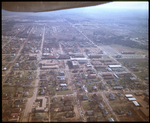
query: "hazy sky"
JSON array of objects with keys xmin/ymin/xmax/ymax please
[{"xmin": 93, "ymin": 1, "xmax": 149, "ymax": 10}]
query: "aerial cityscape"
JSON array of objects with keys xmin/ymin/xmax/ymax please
[{"xmin": 2, "ymin": 2, "xmax": 149, "ymax": 122}]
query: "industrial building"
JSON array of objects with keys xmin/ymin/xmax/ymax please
[
  {"xmin": 71, "ymin": 61, "xmax": 79, "ymax": 69},
  {"xmin": 70, "ymin": 58, "xmax": 87, "ymax": 63},
  {"xmin": 36, "ymin": 97, "xmax": 47, "ymax": 111},
  {"xmin": 88, "ymin": 54, "xmax": 102, "ymax": 58},
  {"xmin": 41, "ymin": 65, "xmax": 58, "ymax": 69},
  {"xmin": 108, "ymin": 65, "xmax": 122, "ymax": 68}
]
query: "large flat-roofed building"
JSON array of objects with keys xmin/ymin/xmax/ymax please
[
  {"xmin": 36, "ymin": 97, "xmax": 47, "ymax": 111},
  {"xmin": 70, "ymin": 58, "xmax": 87, "ymax": 63},
  {"xmin": 71, "ymin": 61, "xmax": 79, "ymax": 69},
  {"xmin": 121, "ymin": 51, "xmax": 135, "ymax": 54},
  {"xmin": 68, "ymin": 53, "xmax": 85, "ymax": 58},
  {"xmin": 108, "ymin": 65, "xmax": 122, "ymax": 68},
  {"xmin": 41, "ymin": 65, "xmax": 58, "ymax": 69},
  {"xmin": 88, "ymin": 54, "xmax": 102, "ymax": 58}
]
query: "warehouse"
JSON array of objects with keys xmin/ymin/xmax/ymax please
[
  {"xmin": 71, "ymin": 61, "xmax": 79, "ymax": 69},
  {"xmin": 132, "ymin": 101, "xmax": 140, "ymax": 106},
  {"xmin": 88, "ymin": 54, "xmax": 102, "ymax": 58},
  {"xmin": 128, "ymin": 98, "xmax": 136, "ymax": 101},
  {"xmin": 108, "ymin": 65, "xmax": 122, "ymax": 68},
  {"xmin": 70, "ymin": 58, "xmax": 87, "ymax": 62},
  {"xmin": 125, "ymin": 94, "xmax": 133, "ymax": 98},
  {"xmin": 41, "ymin": 65, "xmax": 58, "ymax": 69},
  {"xmin": 69, "ymin": 53, "xmax": 84, "ymax": 58},
  {"xmin": 104, "ymin": 62, "xmax": 118, "ymax": 65}
]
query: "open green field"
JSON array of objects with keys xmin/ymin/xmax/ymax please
[
  {"xmin": 56, "ymin": 89, "xmax": 72, "ymax": 95},
  {"xmin": 2, "ymin": 87, "xmax": 15, "ymax": 94}
]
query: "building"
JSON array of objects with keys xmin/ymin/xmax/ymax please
[
  {"xmin": 88, "ymin": 54, "xmax": 102, "ymax": 58},
  {"xmin": 125, "ymin": 94, "xmax": 133, "ymax": 98},
  {"xmin": 58, "ymin": 54, "xmax": 70, "ymax": 59},
  {"xmin": 71, "ymin": 61, "xmax": 79, "ymax": 69},
  {"xmin": 60, "ymin": 84, "xmax": 67, "ymax": 87},
  {"xmin": 28, "ymin": 56, "xmax": 37, "ymax": 60},
  {"xmin": 86, "ymin": 110, "xmax": 94, "ymax": 116},
  {"xmin": 88, "ymin": 74, "xmax": 96, "ymax": 79},
  {"xmin": 121, "ymin": 51, "xmax": 135, "ymax": 54},
  {"xmin": 132, "ymin": 101, "xmax": 140, "ymax": 106},
  {"xmin": 82, "ymin": 95, "xmax": 88, "ymax": 100},
  {"xmin": 36, "ymin": 97, "xmax": 47, "ymax": 111},
  {"xmin": 108, "ymin": 117, "xmax": 115, "ymax": 122},
  {"xmin": 108, "ymin": 65, "xmax": 122, "ymax": 68},
  {"xmin": 69, "ymin": 53, "xmax": 84, "ymax": 58},
  {"xmin": 128, "ymin": 98, "xmax": 136, "ymax": 101},
  {"xmin": 109, "ymin": 93, "xmax": 116, "ymax": 100},
  {"xmin": 70, "ymin": 58, "xmax": 87, "ymax": 63},
  {"xmin": 41, "ymin": 65, "xmax": 58, "ymax": 69},
  {"xmin": 113, "ymin": 86, "xmax": 123, "ymax": 90},
  {"xmin": 59, "ymin": 71, "xmax": 65, "ymax": 76}
]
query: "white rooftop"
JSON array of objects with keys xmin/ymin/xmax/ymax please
[
  {"xmin": 125, "ymin": 94, "xmax": 133, "ymax": 98},
  {"xmin": 128, "ymin": 98, "xmax": 136, "ymax": 101},
  {"xmin": 108, "ymin": 65, "xmax": 122, "ymax": 68},
  {"xmin": 132, "ymin": 101, "xmax": 140, "ymax": 106}
]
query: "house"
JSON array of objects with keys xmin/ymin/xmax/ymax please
[
  {"xmin": 116, "ymin": 109, "xmax": 125, "ymax": 114},
  {"xmin": 109, "ymin": 93, "xmax": 116, "ymax": 100},
  {"xmin": 86, "ymin": 110, "xmax": 94, "ymax": 116},
  {"xmin": 116, "ymin": 93, "xmax": 123, "ymax": 97},
  {"xmin": 59, "ymin": 71, "xmax": 65, "ymax": 76},
  {"xmin": 113, "ymin": 86, "xmax": 123, "ymax": 90},
  {"xmin": 23, "ymin": 91, "xmax": 29, "ymax": 97},
  {"xmin": 102, "ymin": 109, "xmax": 109, "ymax": 116},
  {"xmin": 108, "ymin": 117, "xmax": 115, "ymax": 122},
  {"xmin": 40, "ymin": 89, "xmax": 45, "ymax": 95},
  {"xmin": 88, "ymin": 116, "xmax": 97, "ymax": 122},
  {"xmin": 65, "ymin": 111, "xmax": 75, "ymax": 118},
  {"xmin": 82, "ymin": 95, "xmax": 88, "ymax": 100},
  {"xmin": 127, "ymin": 110, "xmax": 132, "ymax": 116},
  {"xmin": 14, "ymin": 99, "xmax": 23, "ymax": 105},
  {"xmin": 61, "ymin": 87, "xmax": 68, "ymax": 91},
  {"xmin": 93, "ymin": 85, "xmax": 97, "ymax": 90},
  {"xmin": 98, "ymin": 103, "xmax": 104, "ymax": 110},
  {"xmin": 92, "ymin": 93, "xmax": 98, "ymax": 99}
]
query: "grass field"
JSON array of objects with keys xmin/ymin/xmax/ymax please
[
  {"xmin": 56, "ymin": 89, "xmax": 72, "ymax": 95},
  {"xmin": 2, "ymin": 87, "xmax": 15, "ymax": 94}
]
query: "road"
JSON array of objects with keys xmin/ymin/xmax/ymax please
[
  {"xmin": 2, "ymin": 26, "xmax": 34, "ymax": 85},
  {"xmin": 22, "ymin": 26, "xmax": 45, "ymax": 122}
]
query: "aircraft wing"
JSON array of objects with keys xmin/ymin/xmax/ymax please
[{"xmin": 2, "ymin": 2, "xmax": 109, "ymax": 12}]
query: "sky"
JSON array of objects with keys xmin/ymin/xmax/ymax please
[{"xmin": 93, "ymin": 1, "xmax": 149, "ymax": 10}]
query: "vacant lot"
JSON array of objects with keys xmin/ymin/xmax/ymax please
[{"xmin": 110, "ymin": 44, "xmax": 148, "ymax": 55}]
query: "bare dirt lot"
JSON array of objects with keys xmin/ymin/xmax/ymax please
[{"xmin": 110, "ymin": 44, "xmax": 148, "ymax": 55}]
